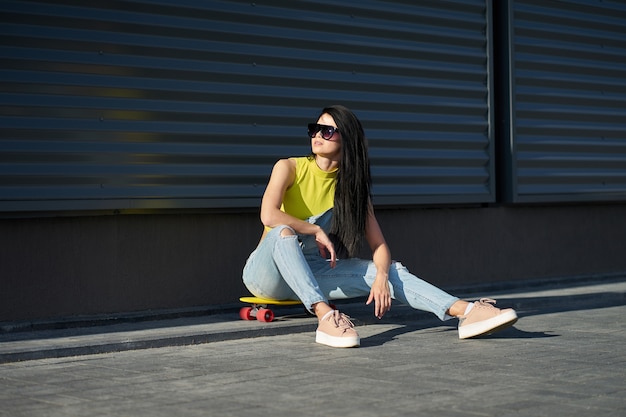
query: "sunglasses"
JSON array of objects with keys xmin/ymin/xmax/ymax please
[{"xmin": 307, "ymin": 123, "xmax": 339, "ymax": 141}]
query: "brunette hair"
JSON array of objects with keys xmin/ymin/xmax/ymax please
[{"xmin": 318, "ymin": 105, "xmax": 372, "ymax": 257}]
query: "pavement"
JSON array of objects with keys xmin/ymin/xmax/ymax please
[{"xmin": 0, "ymin": 275, "xmax": 625, "ymax": 417}]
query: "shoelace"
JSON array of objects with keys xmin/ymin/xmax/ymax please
[
  {"xmin": 459, "ymin": 298, "xmax": 499, "ymax": 324},
  {"xmin": 477, "ymin": 298, "xmax": 497, "ymax": 308},
  {"xmin": 332, "ymin": 311, "xmax": 355, "ymax": 330}
]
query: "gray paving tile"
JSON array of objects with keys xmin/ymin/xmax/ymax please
[{"xmin": 0, "ymin": 279, "xmax": 624, "ymax": 417}]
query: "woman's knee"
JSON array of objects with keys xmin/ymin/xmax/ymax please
[{"xmin": 276, "ymin": 225, "xmax": 296, "ymax": 237}]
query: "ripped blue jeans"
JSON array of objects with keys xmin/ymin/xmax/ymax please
[{"xmin": 242, "ymin": 209, "xmax": 459, "ymax": 320}]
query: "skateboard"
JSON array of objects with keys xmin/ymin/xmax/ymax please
[{"xmin": 239, "ymin": 296, "xmax": 302, "ymax": 322}]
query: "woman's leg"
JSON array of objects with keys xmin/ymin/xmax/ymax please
[
  {"xmin": 242, "ymin": 225, "xmax": 328, "ymax": 313},
  {"xmin": 385, "ymin": 261, "xmax": 460, "ymax": 320},
  {"xmin": 299, "ymin": 209, "xmax": 459, "ymax": 320},
  {"xmin": 310, "ymin": 257, "xmax": 459, "ymax": 321},
  {"xmin": 311, "ymin": 257, "xmax": 517, "ymax": 338},
  {"xmin": 242, "ymin": 225, "xmax": 359, "ymax": 347}
]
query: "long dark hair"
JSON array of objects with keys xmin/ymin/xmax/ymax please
[{"xmin": 317, "ymin": 105, "xmax": 372, "ymax": 257}]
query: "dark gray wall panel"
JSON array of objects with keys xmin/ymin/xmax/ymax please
[
  {"xmin": 0, "ymin": 0, "xmax": 494, "ymax": 213},
  {"xmin": 504, "ymin": 0, "xmax": 626, "ymax": 203},
  {"xmin": 3, "ymin": 204, "xmax": 626, "ymax": 322}
]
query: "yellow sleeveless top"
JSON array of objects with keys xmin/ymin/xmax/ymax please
[
  {"xmin": 264, "ymin": 157, "xmax": 336, "ymax": 232},
  {"xmin": 282, "ymin": 156, "xmax": 337, "ymax": 219}
]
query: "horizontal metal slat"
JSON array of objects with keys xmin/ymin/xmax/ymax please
[
  {"xmin": 508, "ymin": 0, "xmax": 626, "ymax": 203},
  {"xmin": 1, "ymin": 0, "xmax": 493, "ymax": 213}
]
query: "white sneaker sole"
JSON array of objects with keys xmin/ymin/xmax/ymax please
[
  {"xmin": 315, "ymin": 330, "xmax": 360, "ymax": 348},
  {"xmin": 458, "ymin": 310, "xmax": 518, "ymax": 339}
]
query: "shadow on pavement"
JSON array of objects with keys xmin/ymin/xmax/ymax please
[
  {"xmin": 0, "ymin": 282, "xmax": 622, "ymax": 362},
  {"xmin": 356, "ymin": 289, "xmax": 624, "ymax": 346}
]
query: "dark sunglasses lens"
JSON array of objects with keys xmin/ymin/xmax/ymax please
[
  {"xmin": 320, "ymin": 126, "xmax": 334, "ymax": 139},
  {"xmin": 307, "ymin": 123, "xmax": 319, "ymax": 138}
]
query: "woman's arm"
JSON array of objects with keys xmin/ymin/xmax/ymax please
[
  {"xmin": 365, "ymin": 205, "xmax": 393, "ymax": 318},
  {"xmin": 260, "ymin": 158, "xmax": 337, "ymax": 265}
]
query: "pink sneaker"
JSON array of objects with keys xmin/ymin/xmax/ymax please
[
  {"xmin": 458, "ymin": 298, "xmax": 518, "ymax": 339},
  {"xmin": 315, "ymin": 310, "xmax": 360, "ymax": 348}
]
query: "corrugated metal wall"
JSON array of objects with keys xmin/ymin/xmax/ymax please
[
  {"xmin": 0, "ymin": 0, "xmax": 494, "ymax": 214},
  {"xmin": 504, "ymin": 0, "xmax": 626, "ymax": 203}
]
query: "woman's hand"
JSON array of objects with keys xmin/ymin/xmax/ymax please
[
  {"xmin": 315, "ymin": 227, "xmax": 337, "ymax": 268},
  {"xmin": 366, "ymin": 273, "xmax": 392, "ymax": 319}
]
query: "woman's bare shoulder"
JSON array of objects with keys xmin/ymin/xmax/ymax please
[{"xmin": 272, "ymin": 157, "xmax": 297, "ymax": 172}]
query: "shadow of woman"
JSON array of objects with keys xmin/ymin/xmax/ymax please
[{"xmin": 359, "ymin": 322, "xmax": 558, "ymax": 347}]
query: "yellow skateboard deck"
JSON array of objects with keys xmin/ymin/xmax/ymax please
[
  {"xmin": 239, "ymin": 296, "xmax": 302, "ymax": 322},
  {"xmin": 239, "ymin": 296, "xmax": 301, "ymax": 306}
]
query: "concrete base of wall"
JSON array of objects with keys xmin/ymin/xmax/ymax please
[{"xmin": 2, "ymin": 203, "xmax": 625, "ymax": 323}]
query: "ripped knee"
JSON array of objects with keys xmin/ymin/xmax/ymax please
[{"xmin": 278, "ymin": 225, "xmax": 296, "ymax": 237}]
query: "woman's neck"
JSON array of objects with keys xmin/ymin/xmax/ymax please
[{"xmin": 314, "ymin": 155, "xmax": 340, "ymax": 172}]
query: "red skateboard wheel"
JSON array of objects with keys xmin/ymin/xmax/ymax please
[
  {"xmin": 257, "ymin": 308, "xmax": 274, "ymax": 322},
  {"xmin": 239, "ymin": 306, "xmax": 254, "ymax": 320}
]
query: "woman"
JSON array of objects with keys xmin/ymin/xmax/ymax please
[{"xmin": 242, "ymin": 105, "xmax": 517, "ymax": 348}]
